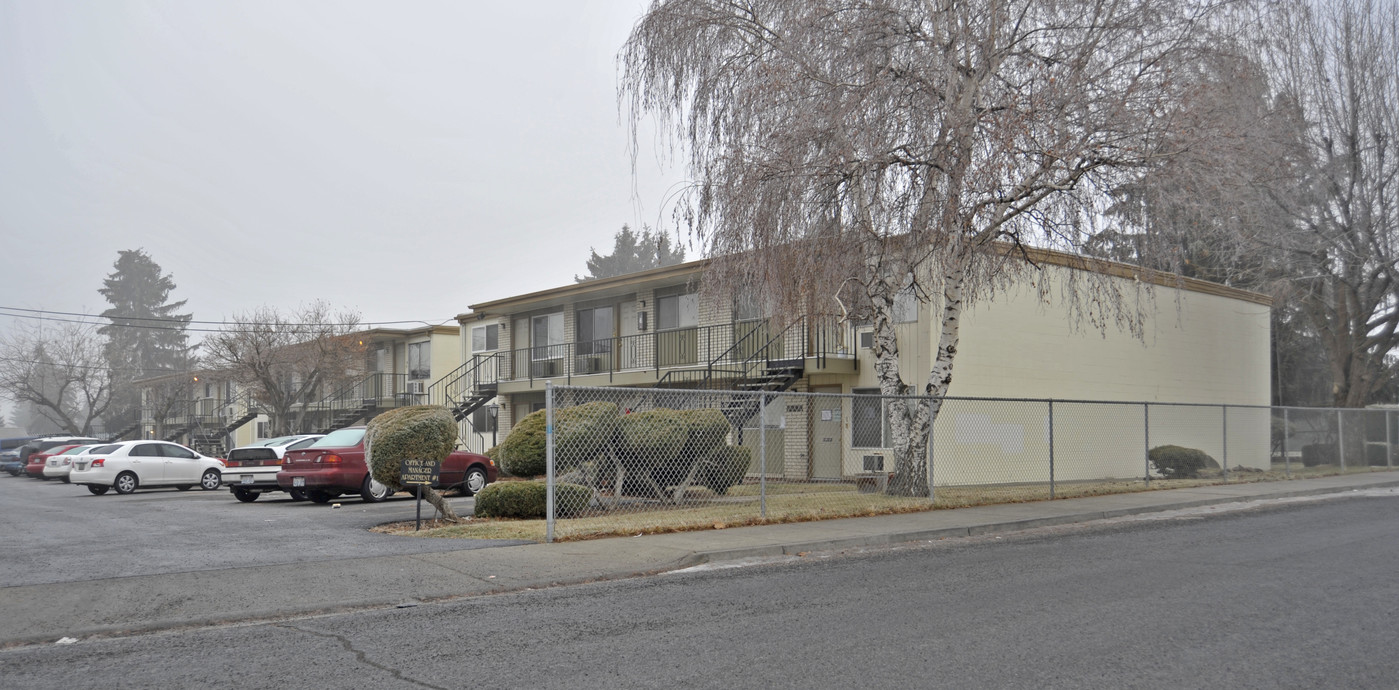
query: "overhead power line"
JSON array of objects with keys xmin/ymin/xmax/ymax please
[{"xmin": 0, "ymin": 306, "xmax": 457, "ymax": 333}]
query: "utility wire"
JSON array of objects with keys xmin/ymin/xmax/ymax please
[
  {"xmin": 0, "ymin": 308, "xmax": 456, "ymax": 334},
  {"xmin": 0, "ymin": 305, "xmax": 445, "ymax": 327}
]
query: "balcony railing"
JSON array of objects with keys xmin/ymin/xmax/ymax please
[
  {"xmin": 496, "ymin": 315, "xmax": 855, "ymax": 386},
  {"xmin": 308, "ymin": 372, "xmax": 410, "ymax": 419}
]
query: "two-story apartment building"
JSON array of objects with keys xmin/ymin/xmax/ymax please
[
  {"xmin": 138, "ymin": 326, "xmax": 462, "ymax": 454},
  {"xmin": 452, "ymin": 251, "xmax": 1271, "ymax": 481}
]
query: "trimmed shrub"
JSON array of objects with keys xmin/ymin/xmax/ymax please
[
  {"xmin": 472, "ymin": 481, "xmax": 593, "ymax": 519},
  {"xmin": 364, "ymin": 405, "xmax": 458, "ymax": 489},
  {"xmin": 616, "ymin": 407, "xmax": 730, "ymax": 489},
  {"xmin": 495, "ymin": 402, "xmax": 620, "ymax": 478},
  {"xmin": 1148, "ymin": 445, "xmax": 1218, "ymax": 479},
  {"xmin": 699, "ymin": 445, "xmax": 751, "ymax": 495},
  {"xmin": 497, "ymin": 410, "xmax": 547, "ymax": 477}
]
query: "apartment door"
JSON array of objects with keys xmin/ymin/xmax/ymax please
[
  {"xmin": 811, "ymin": 386, "xmax": 843, "ymax": 479},
  {"xmin": 619, "ymin": 300, "xmax": 639, "ymax": 369},
  {"xmin": 656, "ymin": 292, "xmax": 699, "ymax": 367}
]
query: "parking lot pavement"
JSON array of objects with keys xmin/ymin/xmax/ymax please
[{"xmin": 0, "ymin": 474, "xmax": 527, "ymax": 587}]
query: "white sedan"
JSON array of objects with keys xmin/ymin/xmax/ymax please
[
  {"xmin": 41, "ymin": 444, "xmax": 100, "ymax": 482},
  {"xmin": 222, "ymin": 434, "xmax": 323, "ymax": 502},
  {"xmin": 70, "ymin": 441, "xmax": 225, "ymax": 495}
]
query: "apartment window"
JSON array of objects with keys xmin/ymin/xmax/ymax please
[
  {"xmin": 893, "ymin": 288, "xmax": 919, "ymax": 323},
  {"xmin": 531, "ymin": 313, "xmax": 564, "ymax": 360},
  {"xmin": 472, "ymin": 406, "xmax": 498, "ymax": 433},
  {"xmin": 407, "ymin": 342, "xmax": 431, "ymax": 380},
  {"xmin": 577, "ymin": 306, "xmax": 614, "ymax": 355},
  {"xmin": 734, "ymin": 292, "xmax": 769, "ymax": 321},
  {"xmin": 472, "ymin": 324, "xmax": 499, "ymax": 352},
  {"xmin": 657, "ymin": 293, "xmax": 698, "ymax": 330},
  {"xmin": 852, "ymin": 388, "xmax": 891, "ymax": 448}
]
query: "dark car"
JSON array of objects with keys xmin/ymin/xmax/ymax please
[
  {"xmin": 1, "ymin": 436, "xmax": 40, "ymax": 474},
  {"xmin": 276, "ymin": 427, "xmax": 497, "ymax": 504},
  {"xmin": 1, "ymin": 450, "xmax": 25, "ymax": 476}
]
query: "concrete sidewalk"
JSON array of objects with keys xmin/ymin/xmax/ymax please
[{"xmin": 4, "ymin": 471, "xmax": 1397, "ymax": 647}]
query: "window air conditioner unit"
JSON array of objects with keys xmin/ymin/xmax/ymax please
[
  {"xmin": 406, "ymin": 381, "xmax": 426, "ymax": 395},
  {"xmin": 862, "ymin": 454, "xmax": 885, "ymax": 472},
  {"xmin": 577, "ymin": 356, "xmax": 606, "ymax": 374},
  {"xmin": 531, "ymin": 360, "xmax": 560, "ymax": 378}
]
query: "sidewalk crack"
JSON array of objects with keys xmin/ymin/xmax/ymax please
[{"xmin": 274, "ymin": 623, "xmax": 448, "ymax": 690}]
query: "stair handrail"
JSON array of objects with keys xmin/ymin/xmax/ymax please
[{"xmin": 429, "ymin": 354, "xmax": 500, "ymax": 409}]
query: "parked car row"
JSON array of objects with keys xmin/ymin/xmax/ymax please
[{"xmin": 4, "ymin": 428, "xmax": 500, "ymax": 504}]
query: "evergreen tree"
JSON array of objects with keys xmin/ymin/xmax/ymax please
[
  {"xmin": 99, "ymin": 250, "xmax": 193, "ymax": 432},
  {"xmin": 576, "ymin": 225, "xmax": 686, "ymax": 282}
]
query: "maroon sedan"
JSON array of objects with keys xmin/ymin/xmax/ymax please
[
  {"xmin": 26, "ymin": 444, "xmax": 81, "ymax": 479},
  {"xmin": 276, "ymin": 426, "xmax": 497, "ymax": 504}
]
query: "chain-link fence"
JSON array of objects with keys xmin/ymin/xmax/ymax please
[{"xmin": 535, "ymin": 385, "xmax": 1398, "ymax": 541}]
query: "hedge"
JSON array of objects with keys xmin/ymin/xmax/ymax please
[
  {"xmin": 699, "ymin": 445, "xmax": 751, "ymax": 495},
  {"xmin": 495, "ymin": 402, "xmax": 620, "ymax": 477},
  {"xmin": 1148, "ymin": 445, "xmax": 1218, "ymax": 479},
  {"xmin": 472, "ymin": 481, "xmax": 593, "ymax": 519}
]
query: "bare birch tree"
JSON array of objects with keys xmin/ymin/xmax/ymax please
[
  {"xmin": 201, "ymin": 301, "xmax": 364, "ymax": 435},
  {"xmin": 622, "ymin": 0, "xmax": 1239, "ymax": 495},
  {"xmin": 0, "ymin": 321, "xmax": 112, "ymax": 435},
  {"xmin": 1257, "ymin": 0, "xmax": 1399, "ymax": 407}
]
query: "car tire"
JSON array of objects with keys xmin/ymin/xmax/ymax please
[
  {"xmin": 361, "ymin": 475, "xmax": 390, "ymax": 503},
  {"xmin": 288, "ymin": 488, "xmax": 308, "ymax": 502},
  {"xmin": 307, "ymin": 490, "xmax": 335, "ymax": 503},
  {"xmin": 200, "ymin": 469, "xmax": 221, "ymax": 491},
  {"xmin": 61, "ymin": 476, "xmax": 70, "ymax": 484},
  {"xmin": 38, "ymin": 475, "xmax": 49, "ymax": 481},
  {"xmin": 114, "ymin": 472, "xmax": 139, "ymax": 495},
  {"xmin": 461, "ymin": 466, "xmax": 488, "ymax": 496},
  {"xmin": 232, "ymin": 487, "xmax": 260, "ymax": 503},
  {"xmin": 87, "ymin": 484, "xmax": 110, "ymax": 496},
  {"xmin": 6, "ymin": 469, "xmax": 18, "ymax": 476}
]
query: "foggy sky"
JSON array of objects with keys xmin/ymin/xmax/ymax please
[{"xmin": 0, "ymin": 0, "xmax": 685, "ymax": 344}]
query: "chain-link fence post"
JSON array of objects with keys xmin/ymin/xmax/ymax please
[
  {"xmin": 1222, "ymin": 405, "xmax": 1229, "ymax": 482},
  {"xmin": 1048, "ymin": 399, "xmax": 1055, "ymax": 500},
  {"xmin": 1337, "ymin": 409, "xmax": 1346, "ymax": 472},
  {"xmin": 759, "ymin": 392, "xmax": 767, "ymax": 519},
  {"xmin": 545, "ymin": 381, "xmax": 555, "ymax": 544},
  {"xmin": 1144, "ymin": 403, "xmax": 1151, "ymax": 486},
  {"xmin": 926, "ymin": 398, "xmax": 935, "ymax": 503},
  {"xmin": 1389, "ymin": 410, "xmax": 1394, "ymax": 469},
  {"xmin": 1282, "ymin": 408, "xmax": 1291, "ymax": 477}
]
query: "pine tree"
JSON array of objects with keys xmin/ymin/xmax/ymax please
[
  {"xmin": 576, "ymin": 225, "xmax": 686, "ymax": 282},
  {"xmin": 99, "ymin": 250, "xmax": 193, "ymax": 432}
]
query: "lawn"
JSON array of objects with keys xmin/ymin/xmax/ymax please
[{"xmin": 372, "ymin": 462, "xmax": 1390, "ymax": 542}]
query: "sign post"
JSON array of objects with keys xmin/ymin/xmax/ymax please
[{"xmin": 398, "ymin": 458, "xmax": 441, "ymax": 531}]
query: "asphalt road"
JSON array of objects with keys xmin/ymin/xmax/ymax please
[
  {"xmin": 0, "ymin": 473, "xmax": 527, "ymax": 586},
  {"xmin": 4, "ymin": 493, "xmax": 1397, "ymax": 688}
]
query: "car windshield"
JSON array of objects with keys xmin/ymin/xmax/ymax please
[
  {"xmin": 59, "ymin": 446, "xmax": 93, "ymax": 455},
  {"xmin": 257, "ymin": 436, "xmax": 296, "ymax": 447},
  {"xmin": 286, "ymin": 437, "xmax": 320, "ymax": 450},
  {"xmin": 309, "ymin": 428, "xmax": 365, "ymax": 448},
  {"xmin": 87, "ymin": 444, "xmax": 121, "ymax": 455}
]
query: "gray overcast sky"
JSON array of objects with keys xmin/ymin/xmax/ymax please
[{"xmin": 0, "ymin": 0, "xmax": 686, "ymax": 339}]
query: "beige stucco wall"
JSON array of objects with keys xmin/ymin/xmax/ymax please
[{"xmin": 844, "ymin": 263, "xmax": 1272, "ymax": 480}]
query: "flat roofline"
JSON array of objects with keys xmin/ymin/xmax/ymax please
[{"xmin": 457, "ymin": 246, "xmax": 1270, "ymax": 320}]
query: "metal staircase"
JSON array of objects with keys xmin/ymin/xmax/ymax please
[
  {"xmin": 656, "ymin": 319, "xmax": 805, "ymax": 427},
  {"xmin": 429, "ymin": 354, "xmax": 500, "ymax": 422}
]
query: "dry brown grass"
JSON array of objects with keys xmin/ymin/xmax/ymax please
[{"xmin": 371, "ymin": 463, "xmax": 1388, "ymax": 542}]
